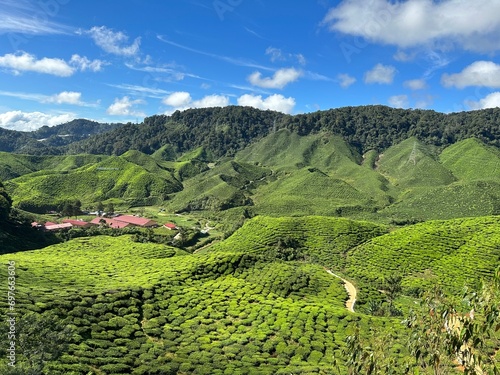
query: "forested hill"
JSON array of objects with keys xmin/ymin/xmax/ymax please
[
  {"xmin": 65, "ymin": 105, "xmax": 500, "ymax": 157},
  {"xmin": 0, "ymin": 119, "xmax": 124, "ymax": 154}
]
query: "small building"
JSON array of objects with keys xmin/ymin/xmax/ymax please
[
  {"xmin": 44, "ymin": 223, "xmax": 73, "ymax": 231},
  {"xmin": 114, "ymin": 215, "xmax": 157, "ymax": 227},
  {"xmin": 62, "ymin": 219, "xmax": 92, "ymax": 228},
  {"xmin": 90, "ymin": 217, "xmax": 131, "ymax": 229},
  {"xmin": 164, "ymin": 223, "xmax": 178, "ymax": 230}
]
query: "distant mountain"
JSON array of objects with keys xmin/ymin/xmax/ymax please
[{"xmin": 0, "ymin": 119, "xmax": 125, "ymax": 154}]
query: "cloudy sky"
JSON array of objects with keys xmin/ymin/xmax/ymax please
[{"xmin": 1, "ymin": 0, "xmax": 500, "ymax": 131}]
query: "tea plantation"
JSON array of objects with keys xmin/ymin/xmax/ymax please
[{"xmin": 1, "ymin": 216, "xmax": 499, "ymax": 374}]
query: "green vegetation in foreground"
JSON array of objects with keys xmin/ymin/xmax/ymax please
[{"xmin": 1, "ymin": 215, "xmax": 498, "ymax": 374}]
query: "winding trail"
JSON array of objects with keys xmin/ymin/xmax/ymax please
[{"xmin": 326, "ymin": 270, "xmax": 357, "ymax": 313}]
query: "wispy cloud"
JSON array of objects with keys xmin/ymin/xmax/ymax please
[
  {"xmin": 157, "ymin": 35, "xmax": 274, "ymax": 71},
  {"xmin": 364, "ymin": 64, "xmax": 397, "ymax": 85},
  {"xmin": 0, "ymin": 0, "xmax": 72, "ymax": 35},
  {"xmin": 338, "ymin": 73, "xmax": 356, "ymax": 88},
  {"xmin": 124, "ymin": 62, "xmax": 206, "ymax": 82},
  {"xmin": 108, "ymin": 84, "xmax": 171, "ymax": 98},
  {"xmin": 0, "ymin": 89, "xmax": 98, "ymax": 107},
  {"xmin": 84, "ymin": 26, "xmax": 141, "ymax": 56}
]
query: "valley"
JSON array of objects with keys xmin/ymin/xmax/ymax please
[{"xmin": 0, "ymin": 106, "xmax": 499, "ymax": 374}]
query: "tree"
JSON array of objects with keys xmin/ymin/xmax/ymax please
[
  {"xmin": 60, "ymin": 202, "xmax": 74, "ymax": 218},
  {"xmin": 106, "ymin": 202, "xmax": 115, "ymax": 215},
  {"xmin": 0, "ymin": 181, "xmax": 12, "ymax": 221},
  {"xmin": 405, "ymin": 269, "xmax": 500, "ymax": 375},
  {"xmin": 384, "ymin": 274, "xmax": 403, "ymax": 315},
  {"xmin": 97, "ymin": 201, "xmax": 104, "ymax": 215},
  {"xmin": 0, "ymin": 311, "xmax": 75, "ymax": 374}
]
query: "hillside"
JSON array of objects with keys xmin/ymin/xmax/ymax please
[
  {"xmin": 2, "ymin": 133, "xmax": 499, "ymax": 222},
  {"xmin": 1, "ymin": 216, "xmax": 499, "ymax": 374},
  {"xmin": 62, "ymin": 106, "xmax": 500, "ymax": 158},
  {"xmin": 0, "ymin": 119, "xmax": 124, "ymax": 154},
  {"xmin": 3, "ymin": 152, "xmax": 183, "ymax": 211}
]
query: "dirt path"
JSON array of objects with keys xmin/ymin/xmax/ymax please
[{"xmin": 326, "ymin": 270, "xmax": 357, "ymax": 313}]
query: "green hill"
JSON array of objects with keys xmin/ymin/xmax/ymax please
[
  {"xmin": 342, "ymin": 216, "xmax": 500, "ymax": 303},
  {"xmin": 166, "ymin": 160, "xmax": 271, "ymax": 212},
  {"xmin": 5, "ymin": 155, "xmax": 182, "ymax": 211},
  {"xmin": 439, "ymin": 138, "xmax": 500, "ymax": 181},
  {"xmin": 0, "ymin": 234, "xmax": 370, "ymax": 374},
  {"xmin": 376, "ymin": 137, "xmax": 456, "ymax": 188}
]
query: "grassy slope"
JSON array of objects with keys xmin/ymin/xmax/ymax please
[
  {"xmin": 5, "ymin": 152, "xmax": 182, "ymax": 207},
  {"xmin": 2, "ymin": 215, "xmax": 499, "ymax": 373},
  {"xmin": 343, "ymin": 216, "xmax": 500, "ymax": 299},
  {"xmin": 439, "ymin": 138, "xmax": 500, "ymax": 181},
  {"xmin": 379, "ymin": 138, "xmax": 500, "ymax": 221},
  {"xmin": 236, "ymin": 130, "xmax": 391, "ymax": 214},
  {"xmin": 0, "ymin": 234, "xmax": 374, "ymax": 375}
]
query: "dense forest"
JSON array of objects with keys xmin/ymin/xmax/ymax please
[
  {"xmin": 62, "ymin": 105, "xmax": 500, "ymax": 157},
  {"xmin": 2, "ymin": 106, "xmax": 500, "ymax": 158}
]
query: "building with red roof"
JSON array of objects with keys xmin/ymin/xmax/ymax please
[
  {"xmin": 62, "ymin": 219, "xmax": 92, "ymax": 228},
  {"xmin": 44, "ymin": 223, "xmax": 73, "ymax": 231},
  {"xmin": 114, "ymin": 215, "xmax": 157, "ymax": 227},
  {"xmin": 90, "ymin": 217, "xmax": 131, "ymax": 229},
  {"xmin": 164, "ymin": 223, "xmax": 178, "ymax": 230}
]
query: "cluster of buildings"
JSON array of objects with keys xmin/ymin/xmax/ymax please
[{"xmin": 32, "ymin": 215, "xmax": 179, "ymax": 232}]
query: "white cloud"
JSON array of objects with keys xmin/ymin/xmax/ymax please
[
  {"xmin": 466, "ymin": 92, "xmax": 500, "ymax": 110},
  {"xmin": 338, "ymin": 73, "xmax": 356, "ymax": 88},
  {"xmin": 87, "ymin": 26, "xmax": 141, "ymax": 56},
  {"xmin": 404, "ymin": 79, "xmax": 427, "ymax": 90},
  {"xmin": 0, "ymin": 110, "xmax": 75, "ymax": 131},
  {"xmin": 192, "ymin": 94, "xmax": 230, "ymax": 108},
  {"xmin": 364, "ymin": 63, "xmax": 396, "ymax": 84},
  {"xmin": 0, "ymin": 52, "xmax": 106, "ymax": 76},
  {"xmin": 0, "ymin": 52, "xmax": 74, "ymax": 76},
  {"xmin": 248, "ymin": 68, "xmax": 302, "ymax": 89},
  {"xmin": 388, "ymin": 95, "xmax": 409, "ymax": 108},
  {"xmin": 237, "ymin": 94, "xmax": 296, "ymax": 114},
  {"xmin": 107, "ymin": 97, "xmax": 145, "ymax": 117},
  {"xmin": 323, "ymin": 0, "xmax": 500, "ymax": 52},
  {"xmin": 441, "ymin": 61, "xmax": 500, "ymax": 89},
  {"xmin": 43, "ymin": 91, "xmax": 83, "ymax": 105},
  {"xmin": 163, "ymin": 92, "xmax": 230, "ymax": 113},
  {"xmin": 163, "ymin": 92, "xmax": 192, "ymax": 108},
  {"xmin": 70, "ymin": 55, "xmax": 107, "ymax": 72}
]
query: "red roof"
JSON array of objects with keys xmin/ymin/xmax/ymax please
[
  {"xmin": 90, "ymin": 217, "xmax": 130, "ymax": 229},
  {"xmin": 114, "ymin": 215, "xmax": 157, "ymax": 227},
  {"xmin": 45, "ymin": 223, "xmax": 73, "ymax": 231},
  {"xmin": 62, "ymin": 219, "xmax": 91, "ymax": 227},
  {"xmin": 164, "ymin": 223, "xmax": 178, "ymax": 230},
  {"xmin": 45, "ymin": 221, "xmax": 57, "ymax": 226}
]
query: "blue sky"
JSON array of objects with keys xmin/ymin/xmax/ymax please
[{"xmin": 1, "ymin": 0, "xmax": 500, "ymax": 131}]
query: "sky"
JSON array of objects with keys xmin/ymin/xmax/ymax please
[{"xmin": 1, "ymin": 0, "xmax": 500, "ymax": 131}]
